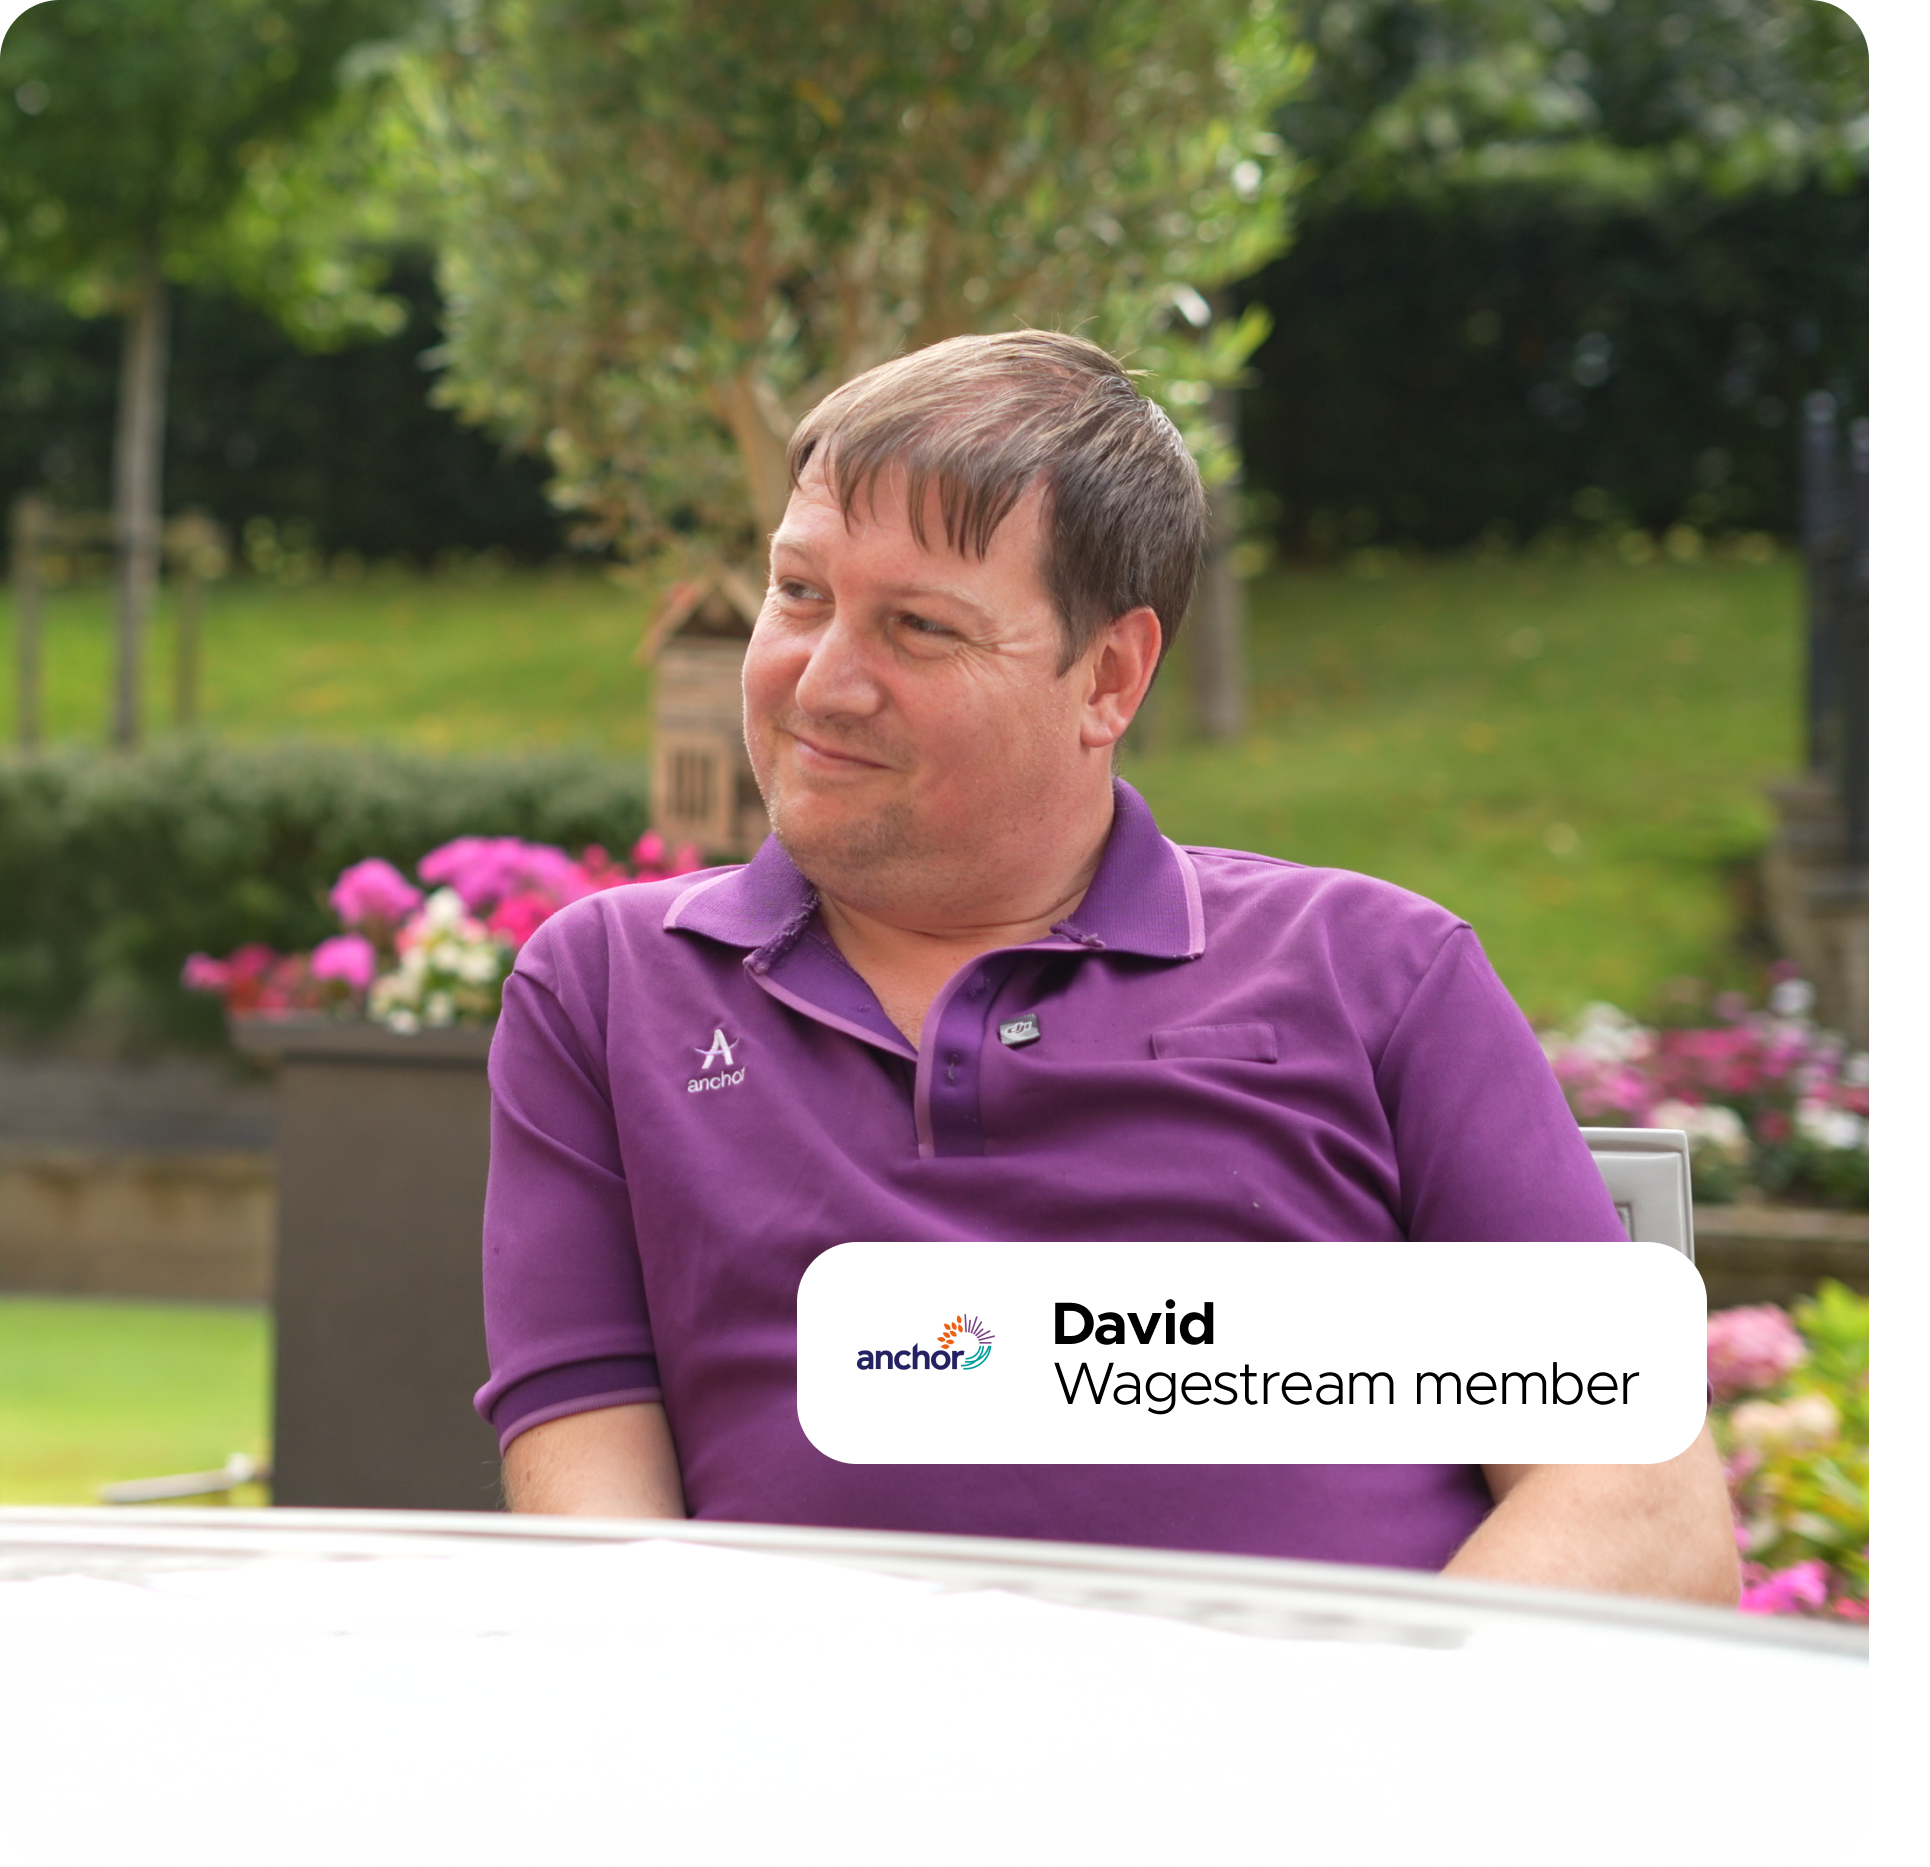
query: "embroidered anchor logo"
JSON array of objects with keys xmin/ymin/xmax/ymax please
[{"xmin": 687, "ymin": 1027, "xmax": 746, "ymax": 1095}]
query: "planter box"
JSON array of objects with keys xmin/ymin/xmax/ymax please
[
  {"xmin": 1692, "ymin": 1202, "xmax": 1868, "ymax": 1310},
  {"xmin": 232, "ymin": 1019, "xmax": 499, "ymax": 1512}
]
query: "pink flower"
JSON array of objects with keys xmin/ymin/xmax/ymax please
[
  {"xmin": 183, "ymin": 944, "xmax": 285, "ymax": 1013},
  {"xmin": 311, "ymin": 933, "xmax": 377, "ymax": 992},
  {"xmin": 630, "ymin": 832, "xmax": 706, "ymax": 881},
  {"xmin": 182, "ymin": 953, "xmax": 230, "ymax": 993},
  {"xmin": 330, "ymin": 858, "xmax": 423, "ymax": 929},
  {"xmin": 1738, "ymin": 1559, "xmax": 1830, "ymax": 1616},
  {"xmin": 419, "ymin": 836, "xmax": 585, "ymax": 913},
  {"xmin": 486, "ymin": 891, "xmax": 558, "ymax": 951},
  {"xmin": 224, "ymin": 945, "xmax": 280, "ymax": 984},
  {"xmin": 1707, "ymin": 1304, "xmax": 1805, "ymax": 1400}
]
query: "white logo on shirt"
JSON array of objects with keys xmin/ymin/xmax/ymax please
[{"xmin": 688, "ymin": 1027, "xmax": 745, "ymax": 1094}]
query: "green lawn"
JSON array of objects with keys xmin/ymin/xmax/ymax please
[
  {"xmin": 0, "ymin": 1296, "xmax": 270, "ymax": 1506},
  {"xmin": 7, "ymin": 563, "xmax": 658, "ymax": 756},
  {"xmin": 1131, "ymin": 552, "xmax": 1799, "ymax": 1023},
  {"xmin": 0, "ymin": 549, "xmax": 1800, "ymax": 1023}
]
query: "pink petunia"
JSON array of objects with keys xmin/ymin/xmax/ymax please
[
  {"xmin": 225, "ymin": 944, "xmax": 280, "ymax": 982},
  {"xmin": 330, "ymin": 858, "xmax": 424, "ymax": 930},
  {"xmin": 1737, "ymin": 1559, "xmax": 1830, "ymax": 1616},
  {"xmin": 419, "ymin": 836, "xmax": 586, "ymax": 914},
  {"xmin": 181, "ymin": 953, "xmax": 230, "ymax": 993},
  {"xmin": 1707, "ymin": 1304, "xmax": 1805, "ymax": 1400},
  {"xmin": 486, "ymin": 891, "xmax": 558, "ymax": 951},
  {"xmin": 311, "ymin": 933, "xmax": 378, "ymax": 992},
  {"xmin": 630, "ymin": 832, "xmax": 707, "ymax": 881}
]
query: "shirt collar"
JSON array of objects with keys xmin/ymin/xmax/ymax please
[{"xmin": 662, "ymin": 778, "xmax": 1204, "ymax": 964}]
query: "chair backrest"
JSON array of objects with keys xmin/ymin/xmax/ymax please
[{"xmin": 1581, "ymin": 1128, "xmax": 1695, "ymax": 1261}]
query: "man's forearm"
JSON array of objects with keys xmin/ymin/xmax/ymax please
[
  {"xmin": 502, "ymin": 1401, "xmax": 689, "ymax": 1518},
  {"xmin": 1446, "ymin": 1422, "xmax": 1740, "ymax": 1605}
]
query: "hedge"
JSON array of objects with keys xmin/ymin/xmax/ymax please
[
  {"xmin": 1240, "ymin": 179, "xmax": 1867, "ymax": 556},
  {"xmin": 0, "ymin": 742, "xmax": 652, "ymax": 1049}
]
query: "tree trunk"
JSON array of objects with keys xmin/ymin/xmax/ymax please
[
  {"xmin": 111, "ymin": 248, "xmax": 170, "ymax": 748},
  {"xmin": 1191, "ymin": 482, "xmax": 1246, "ymax": 746},
  {"xmin": 718, "ymin": 370, "xmax": 796, "ymax": 542},
  {"xmin": 10, "ymin": 494, "xmax": 47, "ymax": 751}
]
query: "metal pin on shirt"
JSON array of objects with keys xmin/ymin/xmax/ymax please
[{"xmin": 998, "ymin": 1015, "xmax": 1041, "ymax": 1048}]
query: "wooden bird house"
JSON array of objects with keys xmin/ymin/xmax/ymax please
[{"xmin": 637, "ymin": 566, "xmax": 770, "ymax": 857}]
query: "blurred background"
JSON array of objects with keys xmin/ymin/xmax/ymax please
[{"xmin": 0, "ymin": 0, "xmax": 1867, "ymax": 1580}]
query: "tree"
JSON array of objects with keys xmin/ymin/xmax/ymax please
[
  {"xmin": 404, "ymin": 1, "xmax": 1302, "ymax": 630},
  {"xmin": 1234, "ymin": 0, "xmax": 1866, "ymax": 558},
  {"xmin": 0, "ymin": 0, "xmax": 412, "ymax": 745},
  {"xmin": 1277, "ymin": 0, "xmax": 1866, "ymax": 208}
]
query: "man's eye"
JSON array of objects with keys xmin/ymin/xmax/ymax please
[
  {"xmin": 778, "ymin": 579, "xmax": 826, "ymax": 602},
  {"xmin": 899, "ymin": 613, "xmax": 950, "ymax": 637}
]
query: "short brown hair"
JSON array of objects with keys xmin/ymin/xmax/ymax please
[{"xmin": 786, "ymin": 331, "xmax": 1206, "ymax": 671}]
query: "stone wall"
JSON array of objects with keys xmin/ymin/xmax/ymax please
[{"xmin": 0, "ymin": 1055, "xmax": 274, "ymax": 1303}]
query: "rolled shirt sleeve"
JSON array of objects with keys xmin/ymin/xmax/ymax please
[{"xmin": 474, "ymin": 919, "xmax": 662, "ymax": 1451}]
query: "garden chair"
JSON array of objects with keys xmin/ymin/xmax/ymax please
[{"xmin": 1581, "ymin": 1127, "xmax": 1694, "ymax": 1260}]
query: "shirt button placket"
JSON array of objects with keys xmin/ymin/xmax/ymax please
[{"xmin": 931, "ymin": 982, "xmax": 990, "ymax": 1156}]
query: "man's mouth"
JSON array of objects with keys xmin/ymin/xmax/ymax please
[{"xmin": 787, "ymin": 729, "xmax": 891, "ymax": 774}]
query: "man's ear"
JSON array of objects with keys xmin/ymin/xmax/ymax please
[{"xmin": 1079, "ymin": 605, "xmax": 1163, "ymax": 749}]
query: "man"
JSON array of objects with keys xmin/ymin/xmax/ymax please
[{"xmin": 477, "ymin": 331, "xmax": 1738, "ymax": 1602}]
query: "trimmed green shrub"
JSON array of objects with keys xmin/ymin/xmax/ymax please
[{"xmin": 0, "ymin": 742, "xmax": 652, "ymax": 1049}]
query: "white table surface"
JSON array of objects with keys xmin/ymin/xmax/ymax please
[{"xmin": 0, "ymin": 1508, "xmax": 1866, "ymax": 1866}]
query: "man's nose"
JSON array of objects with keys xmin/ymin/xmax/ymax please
[{"xmin": 792, "ymin": 608, "xmax": 884, "ymax": 720}]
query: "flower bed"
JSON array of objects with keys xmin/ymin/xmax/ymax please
[
  {"xmin": 184, "ymin": 833, "xmax": 703, "ymax": 1032},
  {"xmin": 1709, "ymin": 1282, "xmax": 1868, "ymax": 1621},
  {"xmin": 1541, "ymin": 977, "xmax": 1867, "ymax": 1209}
]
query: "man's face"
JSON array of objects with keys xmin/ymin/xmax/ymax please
[{"xmin": 743, "ymin": 457, "xmax": 1106, "ymax": 919}]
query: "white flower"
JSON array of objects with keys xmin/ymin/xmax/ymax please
[
  {"xmin": 1730, "ymin": 1393, "xmax": 1839, "ymax": 1453},
  {"xmin": 1545, "ymin": 1002, "xmax": 1653, "ymax": 1066},
  {"xmin": 1651, "ymin": 1098, "xmax": 1749, "ymax": 1164},
  {"xmin": 424, "ymin": 990, "xmax": 457, "ymax": 1028},
  {"xmin": 384, "ymin": 1008, "xmax": 421, "ymax": 1035},
  {"xmin": 422, "ymin": 887, "xmax": 468, "ymax": 933},
  {"xmin": 1795, "ymin": 1100, "xmax": 1867, "ymax": 1151},
  {"xmin": 1769, "ymin": 977, "xmax": 1816, "ymax": 1019},
  {"xmin": 456, "ymin": 945, "xmax": 502, "ymax": 985}
]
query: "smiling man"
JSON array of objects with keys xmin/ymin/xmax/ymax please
[{"xmin": 476, "ymin": 331, "xmax": 1738, "ymax": 1603}]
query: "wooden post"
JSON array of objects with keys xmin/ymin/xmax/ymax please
[
  {"xmin": 111, "ymin": 249, "xmax": 170, "ymax": 749},
  {"xmin": 166, "ymin": 511, "xmax": 224, "ymax": 731},
  {"xmin": 1190, "ymin": 381, "xmax": 1247, "ymax": 744},
  {"xmin": 1799, "ymin": 391, "xmax": 1840, "ymax": 776},
  {"xmin": 1839, "ymin": 418, "xmax": 1868, "ymax": 865},
  {"xmin": 9, "ymin": 495, "xmax": 47, "ymax": 751}
]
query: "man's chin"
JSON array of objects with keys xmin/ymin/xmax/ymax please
[{"xmin": 766, "ymin": 791, "xmax": 925, "ymax": 895}]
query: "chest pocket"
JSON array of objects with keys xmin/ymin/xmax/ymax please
[{"xmin": 1149, "ymin": 1021, "xmax": 1278, "ymax": 1063}]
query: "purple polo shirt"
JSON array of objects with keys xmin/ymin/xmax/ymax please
[{"xmin": 476, "ymin": 780, "xmax": 1624, "ymax": 1568}]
